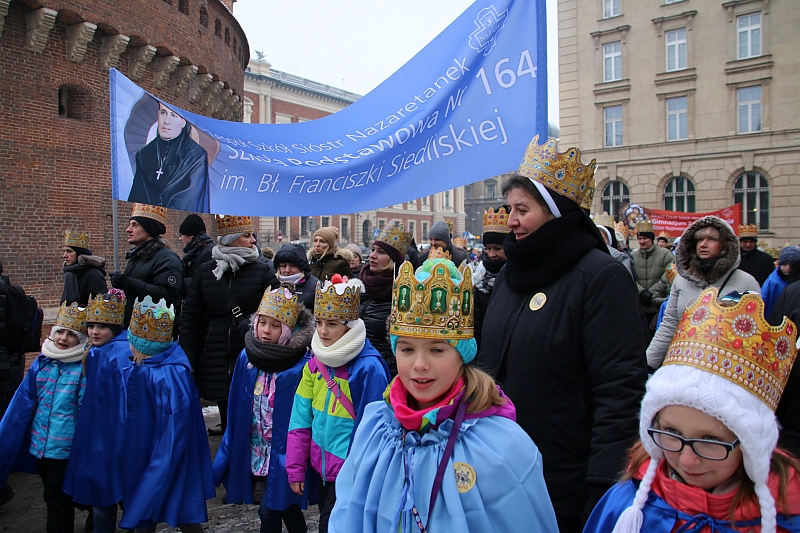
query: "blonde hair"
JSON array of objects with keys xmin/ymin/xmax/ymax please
[{"xmin": 461, "ymin": 364, "xmax": 507, "ymax": 414}]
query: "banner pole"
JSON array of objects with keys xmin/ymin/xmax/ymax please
[{"xmin": 112, "ymin": 198, "xmax": 119, "ymax": 272}]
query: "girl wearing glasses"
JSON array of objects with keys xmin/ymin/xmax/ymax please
[{"xmin": 584, "ymin": 288, "xmax": 800, "ymax": 533}]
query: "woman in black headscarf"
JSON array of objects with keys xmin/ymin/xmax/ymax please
[
  {"xmin": 128, "ymin": 103, "xmax": 209, "ymax": 212},
  {"xmin": 61, "ymin": 230, "xmax": 107, "ymax": 306}
]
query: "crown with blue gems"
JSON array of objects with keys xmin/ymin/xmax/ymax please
[
  {"xmin": 376, "ymin": 220, "xmax": 413, "ymax": 257},
  {"xmin": 55, "ymin": 302, "xmax": 87, "ymax": 334},
  {"xmin": 483, "ymin": 207, "xmax": 511, "ymax": 234},
  {"xmin": 314, "ymin": 275, "xmax": 363, "ymax": 322},
  {"xmin": 63, "ymin": 229, "xmax": 90, "ymax": 249},
  {"xmin": 215, "ymin": 214, "xmax": 253, "ymax": 236},
  {"xmin": 593, "ymin": 212, "xmax": 615, "ymax": 229},
  {"xmin": 131, "ymin": 203, "xmax": 167, "ymax": 225},
  {"xmin": 258, "ymin": 284, "xmax": 302, "ymax": 329},
  {"xmin": 129, "ymin": 296, "xmax": 174, "ymax": 344},
  {"xmin": 665, "ymin": 287, "xmax": 798, "ymax": 411},
  {"xmin": 517, "ymin": 135, "xmax": 597, "ymax": 210},
  {"xmin": 390, "ymin": 260, "xmax": 474, "ymax": 340},
  {"xmin": 86, "ymin": 291, "xmax": 126, "ymax": 326}
]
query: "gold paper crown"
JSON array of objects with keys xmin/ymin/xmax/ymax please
[
  {"xmin": 86, "ymin": 293, "xmax": 126, "ymax": 326},
  {"xmin": 483, "ymin": 207, "xmax": 511, "ymax": 234},
  {"xmin": 376, "ymin": 220, "xmax": 413, "ymax": 257},
  {"xmin": 427, "ymin": 247, "xmax": 452, "ymax": 261},
  {"xmin": 665, "ymin": 263, "xmax": 678, "ymax": 285},
  {"xmin": 55, "ymin": 302, "xmax": 87, "ymax": 334},
  {"xmin": 636, "ymin": 220, "xmax": 654, "ymax": 233},
  {"xmin": 390, "ymin": 260, "xmax": 474, "ymax": 340},
  {"xmin": 131, "ymin": 203, "xmax": 167, "ymax": 225},
  {"xmin": 314, "ymin": 279, "xmax": 363, "ymax": 321},
  {"xmin": 517, "ymin": 135, "xmax": 597, "ymax": 209},
  {"xmin": 452, "ymin": 237, "xmax": 467, "ymax": 249},
  {"xmin": 257, "ymin": 287, "xmax": 302, "ymax": 329},
  {"xmin": 615, "ymin": 220, "xmax": 629, "ymax": 240},
  {"xmin": 593, "ymin": 212, "xmax": 615, "ymax": 229},
  {"xmin": 129, "ymin": 296, "xmax": 174, "ymax": 344},
  {"xmin": 216, "ymin": 215, "xmax": 253, "ymax": 236},
  {"xmin": 739, "ymin": 224, "xmax": 759, "ymax": 239},
  {"xmin": 664, "ymin": 287, "xmax": 798, "ymax": 411},
  {"xmin": 63, "ymin": 229, "xmax": 90, "ymax": 249},
  {"xmin": 657, "ymin": 231, "xmax": 671, "ymax": 240},
  {"xmin": 446, "ymin": 220, "xmax": 453, "ymax": 233}
]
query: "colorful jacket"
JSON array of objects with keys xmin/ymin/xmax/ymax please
[
  {"xmin": 585, "ymin": 458, "xmax": 800, "ymax": 533},
  {"xmin": 0, "ymin": 358, "xmax": 43, "ymax": 486},
  {"xmin": 64, "ymin": 331, "xmax": 132, "ymax": 507},
  {"xmin": 286, "ymin": 339, "xmax": 388, "ymax": 483},
  {"xmin": 30, "ymin": 357, "xmax": 86, "ymax": 459}
]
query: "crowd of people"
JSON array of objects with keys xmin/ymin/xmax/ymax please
[{"xmin": 1, "ymin": 135, "xmax": 799, "ymax": 533}]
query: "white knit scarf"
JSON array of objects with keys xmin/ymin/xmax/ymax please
[
  {"xmin": 212, "ymin": 244, "xmax": 259, "ymax": 280},
  {"xmin": 311, "ymin": 319, "xmax": 366, "ymax": 368},
  {"xmin": 41, "ymin": 331, "xmax": 88, "ymax": 363}
]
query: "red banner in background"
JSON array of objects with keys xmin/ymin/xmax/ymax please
[{"xmin": 642, "ymin": 204, "xmax": 742, "ymax": 238}]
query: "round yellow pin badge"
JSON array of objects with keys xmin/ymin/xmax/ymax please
[
  {"xmin": 254, "ymin": 381, "xmax": 265, "ymax": 396},
  {"xmin": 453, "ymin": 462, "xmax": 477, "ymax": 493},
  {"xmin": 529, "ymin": 292, "xmax": 547, "ymax": 311}
]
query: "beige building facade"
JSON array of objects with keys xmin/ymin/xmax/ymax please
[{"xmin": 558, "ymin": 0, "xmax": 800, "ymax": 247}]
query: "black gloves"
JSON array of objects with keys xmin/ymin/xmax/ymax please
[
  {"xmin": 639, "ymin": 289, "xmax": 653, "ymax": 306},
  {"xmin": 110, "ymin": 271, "xmax": 127, "ymax": 290}
]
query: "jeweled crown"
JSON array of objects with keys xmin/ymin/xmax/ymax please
[
  {"xmin": 129, "ymin": 296, "xmax": 174, "ymax": 344},
  {"xmin": 258, "ymin": 287, "xmax": 302, "ymax": 329},
  {"xmin": 483, "ymin": 207, "xmax": 511, "ymax": 234},
  {"xmin": 131, "ymin": 203, "xmax": 167, "ymax": 225},
  {"xmin": 314, "ymin": 278, "xmax": 363, "ymax": 322},
  {"xmin": 517, "ymin": 135, "xmax": 597, "ymax": 209},
  {"xmin": 216, "ymin": 215, "xmax": 253, "ymax": 236},
  {"xmin": 593, "ymin": 212, "xmax": 615, "ymax": 230},
  {"xmin": 428, "ymin": 247, "xmax": 452, "ymax": 261},
  {"xmin": 86, "ymin": 292, "xmax": 126, "ymax": 326},
  {"xmin": 658, "ymin": 231, "xmax": 671, "ymax": 240},
  {"xmin": 636, "ymin": 220, "xmax": 654, "ymax": 233},
  {"xmin": 615, "ymin": 220, "xmax": 629, "ymax": 240},
  {"xmin": 664, "ymin": 287, "xmax": 798, "ymax": 411},
  {"xmin": 63, "ymin": 229, "xmax": 90, "ymax": 249},
  {"xmin": 390, "ymin": 260, "xmax": 474, "ymax": 340},
  {"xmin": 739, "ymin": 224, "xmax": 759, "ymax": 238},
  {"xmin": 665, "ymin": 263, "xmax": 677, "ymax": 285},
  {"xmin": 376, "ymin": 220, "xmax": 413, "ymax": 257},
  {"xmin": 55, "ymin": 302, "xmax": 87, "ymax": 334},
  {"xmin": 452, "ymin": 237, "xmax": 467, "ymax": 249}
]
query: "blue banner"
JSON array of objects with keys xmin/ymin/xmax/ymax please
[{"xmin": 110, "ymin": 0, "xmax": 547, "ymax": 216}]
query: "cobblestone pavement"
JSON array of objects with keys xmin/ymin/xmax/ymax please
[{"xmin": 0, "ymin": 407, "xmax": 320, "ymax": 532}]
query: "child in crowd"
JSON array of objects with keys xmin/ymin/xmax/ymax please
[
  {"xmin": 213, "ymin": 284, "xmax": 317, "ymax": 533},
  {"xmin": 63, "ymin": 290, "xmax": 130, "ymax": 533},
  {"xmin": 286, "ymin": 274, "xmax": 389, "ymax": 533},
  {"xmin": 0, "ymin": 302, "xmax": 89, "ymax": 533},
  {"xmin": 585, "ymin": 287, "xmax": 800, "ymax": 533},
  {"xmin": 119, "ymin": 296, "xmax": 214, "ymax": 533},
  {"xmin": 328, "ymin": 259, "xmax": 559, "ymax": 533}
]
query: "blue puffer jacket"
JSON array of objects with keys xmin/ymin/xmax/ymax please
[{"xmin": 30, "ymin": 357, "xmax": 86, "ymax": 459}]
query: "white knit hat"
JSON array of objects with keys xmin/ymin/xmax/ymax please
[{"xmin": 611, "ymin": 288, "xmax": 798, "ymax": 533}]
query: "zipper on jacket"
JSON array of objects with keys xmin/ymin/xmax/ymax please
[{"xmin": 320, "ymin": 371, "xmax": 332, "ymax": 485}]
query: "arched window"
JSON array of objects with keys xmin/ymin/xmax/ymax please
[
  {"xmin": 601, "ymin": 180, "xmax": 630, "ymax": 219},
  {"xmin": 663, "ymin": 176, "xmax": 696, "ymax": 212},
  {"xmin": 733, "ymin": 172, "xmax": 769, "ymax": 230},
  {"xmin": 58, "ymin": 85, "xmax": 93, "ymax": 120},
  {"xmin": 224, "ymin": 28, "xmax": 230, "ymax": 45},
  {"xmin": 215, "ymin": 19, "xmax": 221, "ymax": 37},
  {"xmin": 199, "ymin": 7, "xmax": 208, "ymax": 27},
  {"xmin": 178, "ymin": 0, "xmax": 189, "ymax": 14},
  {"xmin": 233, "ymin": 38, "xmax": 237, "ymax": 55}
]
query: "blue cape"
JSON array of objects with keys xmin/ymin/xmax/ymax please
[
  {"xmin": 63, "ymin": 331, "xmax": 132, "ymax": 506},
  {"xmin": 119, "ymin": 343, "xmax": 215, "ymax": 529},
  {"xmin": 762, "ymin": 268, "xmax": 788, "ymax": 319},
  {"xmin": 212, "ymin": 349, "xmax": 317, "ymax": 510},
  {"xmin": 0, "ymin": 357, "xmax": 41, "ymax": 485}
]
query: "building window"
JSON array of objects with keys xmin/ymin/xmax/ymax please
[
  {"xmin": 603, "ymin": 41, "xmax": 622, "ymax": 82},
  {"xmin": 215, "ymin": 19, "xmax": 221, "ymax": 37},
  {"xmin": 321, "ymin": 216, "xmax": 330, "ymax": 228},
  {"xmin": 409, "ymin": 221, "xmax": 416, "ymax": 241},
  {"xmin": 341, "ymin": 217, "xmax": 349, "ymax": 240},
  {"xmin": 199, "ymin": 6, "xmax": 208, "ymax": 27},
  {"xmin": 666, "ymin": 28, "xmax": 687, "ymax": 72},
  {"xmin": 604, "ymin": 105, "xmax": 623, "ymax": 147},
  {"xmin": 601, "ymin": 180, "xmax": 630, "ymax": 218},
  {"xmin": 737, "ymin": 12, "xmax": 761, "ymax": 59},
  {"xmin": 224, "ymin": 28, "xmax": 230, "ymax": 46},
  {"xmin": 738, "ymin": 86, "xmax": 762, "ymax": 134},
  {"xmin": 422, "ymin": 222, "xmax": 429, "ymax": 240},
  {"xmin": 422, "ymin": 196, "xmax": 429, "ymax": 210},
  {"xmin": 464, "ymin": 185, "xmax": 472, "ymax": 199},
  {"xmin": 734, "ymin": 172, "xmax": 769, "ymax": 230},
  {"xmin": 178, "ymin": 0, "xmax": 188, "ymax": 14},
  {"xmin": 486, "ymin": 182, "xmax": 497, "ymax": 198},
  {"xmin": 300, "ymin": 216, "xmax": 308, "ymax": 236},
  {"xmin": 664, "ymin": 176, "xmax": 696, "ymax": 212},
  {"xmin": 378, "ymin": 219, "xmax": 386, "ymax": 231},
  {"xmin": 444, "ymin": 191, "xmax": 451, "ymax": 207},
  {"xmin": 274, "ymin": 113, "xmax": 292, "ymax": 124},
  {"xmin": 667, "ymin": 96, "xmax": 688, "ymax": 141},
  {"xmin": 602, "ymin": 0, "xmax": 619, "ymax": 19},
  {"xmin": 233, "ymin": 38, "xmax": 238, "ymax": 55},
  {"xmin": 278, "ymin": 217, "xmax": 287, "ymax": 236},
  {"xmin": 58, "ymin": 85, "xmax": 91, "ymax": 120}
]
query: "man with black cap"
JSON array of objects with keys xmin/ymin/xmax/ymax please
[
  {"xmin": 273, "ymin": 243, "xmax": 320, "ymax": 310},
  {"xmin": 630, "ymin": 220, "xmax": 673, "ymax": 337},
  {"xmin": 473, "ymin": 206, "xmax": 511, "ymax": 350},
  {"xmin": 737, "ymin": 224, "xmax": 775, "ymax": 286},
  {"xmin": 177, "ymin": 214, "xmax": 214, "ymax": 298},
  {"xmin": 416, "ymin": 219, "xmax": 468, "ymax": 267},
  {"xmin": 111, "ymin": 203, "xmax": 183, "ymax": 326}
]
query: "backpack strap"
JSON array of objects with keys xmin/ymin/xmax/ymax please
[{"xmin": 314, "ymin": 356, "xmax": 357, "ymax": 420}]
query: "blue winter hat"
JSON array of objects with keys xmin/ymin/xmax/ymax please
[
  {"xmin": 778, "ymin": 245, "xmax": 800, "ymax": 265},
  {"xmin": 390, "ymin": 335, "xmax": 477, "ymax": 365}
]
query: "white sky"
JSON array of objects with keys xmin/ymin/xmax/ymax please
[{"xmin": 233, "ymin": 0, "xmax": 560, "ymax": 126}]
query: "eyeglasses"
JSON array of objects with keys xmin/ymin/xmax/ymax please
[{"xmin": 647, "ymin": 427, "xmax": 740, "ymax": 461}]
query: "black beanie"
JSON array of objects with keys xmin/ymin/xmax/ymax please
[
  {"xmin": 68, "ymin": 246, "xmax": 92, "ymax": 257},
  {"xmin": 132, "ymin": 216, "xmax": 166, "ymax": 238},
  {"xmin": 179, "ymin": 214, "xmax": 206, "ymax": 236},
  {"xmin": 482, "ymin": 231, "xmax": 507, "ymax": 246},
  {"xmin": 639, "ymin": 231, "xmax": 656, "ymax": 242}
]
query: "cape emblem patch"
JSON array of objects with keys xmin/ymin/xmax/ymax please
[
  {"xmin": 529, "ymin": 292, "xmax": 547, "ymax": 311},
  {"xmin": 453, "ymin": 462, "xmax": 477, "ymax": 493}
]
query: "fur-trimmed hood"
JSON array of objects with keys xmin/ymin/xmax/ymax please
[
  {"xmin": 675, "ymin": 216, "xmax": 741, "ymax": 288},
  {"xmin": 77, "ymin": 254, "xmax": 106, "ymax": 269},
  {"xmin": 308, "ymin": 247, "xmax": 351, "ymax": 263}
]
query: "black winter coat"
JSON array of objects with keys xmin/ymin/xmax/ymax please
[
  {"xmin": 292, "ymin": 275, "xmax": 320, "ymax": 311},
  {"xmin": 61, "ymin": 255, "xmax": 108, "ymax": 306},
  {"xmin": 359, "ymin": 296, "xmax": 393, "ymax": 372},
  {"xmin": 179, "ymin": 255, "xmax": 279, "ymax": 401},
  {"xmin": 739, "ymin": 248, "xmax": 776, "ymax": 287},
  {"xmin": 768, "ymin": 279, "xmax": 800, "ymax": 457},
  {"xmin": 478, "ymin": 249, "xmax": 647, "ymax": 517},
  {"xmin": 121, "ymin": 240, "xmax": 183, "ymax": 327}
]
